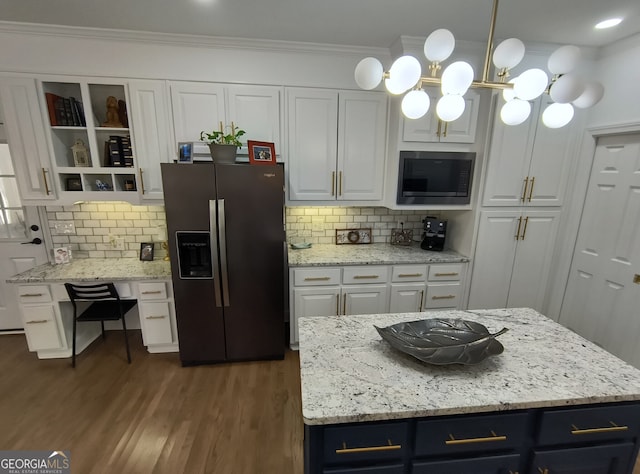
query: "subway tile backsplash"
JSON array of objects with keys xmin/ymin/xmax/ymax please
[{"xmin": 45, "ymin": 202, "xmax": 434, "ymax": 259}]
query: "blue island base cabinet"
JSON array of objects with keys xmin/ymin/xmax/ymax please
[{"xmin": 304, "ymin": 402, "xmax": 640, "ymax": 474}]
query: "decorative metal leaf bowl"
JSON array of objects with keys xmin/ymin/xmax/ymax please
[{"xmin": 374, "ymin": 319, "xmax": 508, "ymax": 365}]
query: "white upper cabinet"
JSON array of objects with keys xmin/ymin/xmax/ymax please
[
  {"xmin": 402, "ymin": 88, "xmax": 480, "ymax": 144},
  {"xmin": 482, "ymin": 96, "xmax": 577, "ymax": 207},
  {"xmin": 287, "ymin": 88, "xmax": 387, "ymax": 202},
  {"xmin": 0, "ymin": 77, "xmax": 56, "ymax": 202},
  {"xmin": 169, "ymin": 81, "xmax": 282, "ymax": 158}
]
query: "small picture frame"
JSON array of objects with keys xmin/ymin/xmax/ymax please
[
  {"xmin": 140, "ymin": 242, "xmax": 155, "ymax": 261},
  {"xmin": 71, "ymin": 139, "xmax": 89, "ymax": 167},
  {"xmin": 248, "ymin": 140, "xmax": 276, "ymax": 165},
  {"xmin": 178, "ymin": 142, "xmax": 193, "ymax": 164},
  {"xmin": 53, "ymin": 246, "xmax": 71, "ymax": 265},
  {"xmin": 66, "ymin": 177, "xmax": 82, "ymax": 191}
]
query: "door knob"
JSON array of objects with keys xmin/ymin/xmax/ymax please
[
  {"xmin": 30, "ymin": 224, "xmax": 39, "ymax": 231},
  {"xmin": 21, "ymin": 238, "xmax": 42, "ymax": 245}
]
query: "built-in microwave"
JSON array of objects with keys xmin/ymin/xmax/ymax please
[{"xmin": 396, "ymin": 150, "xmax": 475, "ymax": 205}]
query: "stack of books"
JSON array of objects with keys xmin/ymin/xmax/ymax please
[
  {"xmin": 44, "ymin": 93, "xmax": 86, "ymax": 127},
  {"xmin": 104, "ymin": 135, "xmax": 134, "ymax": 167}
]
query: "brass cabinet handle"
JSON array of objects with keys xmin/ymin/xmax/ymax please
[
  {"xmin": 538, "ymin": 469, "xmax": 549, "ymax": 474},
  {"xmin": 419, "ymin": 290, "xmax": 425, "ymax": 311},
  {"xmin": 331, "ymin": 171, "xmax": 335, "ymax": 196},
  {"xmin": 41, "ymin": 168, "xmax": 52, "ymax": 195},
  {"xmin": 515, "ymin": 216, "xmax": 523, "ymax": 240},
  {"xmin": 445, "ymin": 431, "xmax": 507, "ymax": 445},
  {"xmin": 26, "ymin": 320, "xmax": 49, "ymax": 324},
  {"xmin": 336, "ymin": 294, "xmax": 340, "ymax": 316},
  {"xmin": 21, "ymin": 293, "xmax": 45, "ymax": 298},
  {"xmin": 432, "ymin": 294, "xmax": 456, "ymax": 300},
  {"xmin": 343, "ymin": 294, "xmax": 347, "ymax": 316},
  {"xmin": 338, "ymin": 171, "xmax": 343, "ymax": 196},
  {"xmin": 139, "ymin": 168, "xmax": 146, "ymax": 194},
  {"xmin": 141, "ymin": 290, "xmax": 163, "ymax": 295},
  {"xmin": 571, "ymin": 422, "xmax": 629, "ymax": 435},
  {"xmin": 336, "ymin": 440, "xmax": 401, "ymax": 454},
  {"xmin": 434, "ymin": 272, "xmax": 458, "ymax": 277},
  {"xmin": 436, "ymin": 120, "xmax": 442, "ymax": 137},
  {"xmin": 304, "ymin": 276, "xmax": 331, "ymax": 281},
  {"xmin": 521, "ymin": 176, "xmax": 529, "ymax": 202},
  {"xmin": 353, "ymin": 275, "xmax": 379, "ymax": 279},
  {"xmin": 521, "ymin": 216, "xmax": 529, "ymax": 240},
  {"xmin": 145, "ymin": 315, "xmax": 166, "ymax": 320},
  {"xmin": 398, "ymin": 273, "xmax": 424, "ymax": 278},
  {"xmin": 527, "ymin": 176, "xmax": 536, "ymax": 202},
  {"xmin": 443, "ymin": 121, "xmax": 448, "ymax": 138}
]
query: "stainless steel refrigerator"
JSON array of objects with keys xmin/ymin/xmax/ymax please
[{"xmin": 161, "ymin": 162, "xmax": 285, "ymax": 365}]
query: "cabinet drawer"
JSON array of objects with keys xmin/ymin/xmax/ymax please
[
  {"xmin": 324, "ymin": 465, "xmax": 403, "ymax": 474},
  {"xmin": 415, "ymin": 412, "xmax": 529, "ymax": 456},
  {"xmin": 427, "ymin": 264, "xmax": 463, "ymax": 281},
  {"xmin": 18, "ymin": 285, "xmax": 52, "ymax": 304},
  {"xmin": 391, "ymin": 265, "xmax": 427, "ymax": 282},
  {"xmin": 323, "ymin": 421, "xmax": 409, "ymax": 464},
  {"xmin": 424, "ymin": 283, "xmax": 461, "ymax": 309},
  {"xmin": 294, "ymin": 268, "xmax": 341, "ymax": 286},
  {"xmin": 138, "ymin": 282, "xmax": 168, "ymax": 300},
  {"xmin": 343, "ymin": 266, "xmax": 388, "ymax": 284},
  {"xmin": 139, "ymin": 301, "xmax": 173, "ymax": 345},
  {"xmin": 412, "ymin": 453, "xmax": 520, "ymax": 474},
  {"xmin": 22, "ymin": 305, "xmax": 62, "ymax": 351},
  {"xmin": 537, "ymin": 404, "xmax": 640, "ymax": 446}
]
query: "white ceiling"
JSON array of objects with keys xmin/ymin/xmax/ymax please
[{"xmin": 2, "ymin": 0, "xmax": 640, "ymax": 49}]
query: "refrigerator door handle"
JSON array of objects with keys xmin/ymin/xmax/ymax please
[
  {"xmin": 218, "ymin": 199, "xmax": 231, "ymax": 307},
  {"xmin": 209, "ymin": 199, "xmax": 223, "ymax": 307}
]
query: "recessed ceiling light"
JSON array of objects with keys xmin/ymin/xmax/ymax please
[{"xmin": 595, "ymin": 18, "xmax": 623, "ymax": 29}]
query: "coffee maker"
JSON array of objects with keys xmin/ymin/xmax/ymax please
[{"xmin": 421, "ymin": 216, "xmax": 447, "ymax": 251}]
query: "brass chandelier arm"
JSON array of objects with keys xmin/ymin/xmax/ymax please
[
  {"xmin": 482, "ymin": 0, "xmax": 500, "ymax": 83},
  {"xmin": 417, "ymin": 76, "xmax": 513, "ymax": 91}
]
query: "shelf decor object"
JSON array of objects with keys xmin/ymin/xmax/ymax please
[
  {"xmin": 375, "ymin": 318, "xmax": 508, "ymax": 365},
  {"xmin": 354, "ymin": 0, "xmax": 604, "ymax": 129},
  {"xmin": 71, "ymin": 139, "xmax": 89, "ymax": 167},
  {"xmin": 335, "ymin": 228, "xmax": 372, "ymax": 245},
  {"xmin": 200, "ymin": 121, "xmax": 246, "ymax": 164}
]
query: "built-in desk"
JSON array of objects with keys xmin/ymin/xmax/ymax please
[{"xmin": 7, "ymin": 259, "xmax": 178, "ymax": 359}]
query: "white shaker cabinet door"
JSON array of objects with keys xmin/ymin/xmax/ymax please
[
  {"xmin": 292, "ymin": 286, "xmax": 340, "ymax": 346},
  {"xmin": 342, "ymin": 285, "xmax": 389, "ymax": 316},
  {"xmin": 170, "ymin": 82, "xmax": 225, "ymax": 144},
  {"xmin": 389, "ymin": 283, "xmax": 426, "ymax": 313}
]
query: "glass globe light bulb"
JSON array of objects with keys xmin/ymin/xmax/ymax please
[
  {"xmin": 424, "ymin": 29, "xmax": 455, "ymax": 62},
  {"xmin": 502, "ymin": 78, "xmax": 518, "ymax": 102},
  {"xmin": 500, "ymin": 99, "xmax": 532, "ymax": 126},
  {"xmin": 548, "ymin": 45, "xmax": 581, "ymax": 75},
  {"xmin": 493, "ymin": 38, "xmax": 526, "ymax": 69},
  {"xmin": 542, "ymin": 103, "xmax": 575, "ymax": 128},
  {"xmin": 514, "ymin": 68, "xmax": 548, "ymax": 101},
  {"xmin": 436, "ymin": 94, "xmax": 466, "ymax": 122},
  {"xmin": 441, "ymin": 61, "xmax": 474, "ymax": 95},
  {"xmin": 549, "ymin": 74, "xmax": 585, "ymax": 104},
  {"xmin": 401, "ymin": 90, "xmax": 431, "ymax": 119},
  {"xmin": 572, "ymin": 81, "xmax": 604, "ymax": 109},
  {"xmin": 388, "ymin": 55, "xmax": 422, "ymax": 93},
  {"xmin": 354, "ymin": 57, "xmax": 384, "ymax": 90},
  {"xmin": 384, "ymin": 77, "xmax": 408, "ymax": 95}
]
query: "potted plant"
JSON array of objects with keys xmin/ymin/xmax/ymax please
[{"xmin": 200, "ymin": 121, "xmax": 246, "ymax": 163}]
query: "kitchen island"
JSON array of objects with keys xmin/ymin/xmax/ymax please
[{"xmin": 299, "ymin": 308, "xmax": 640, "ymax": 473}]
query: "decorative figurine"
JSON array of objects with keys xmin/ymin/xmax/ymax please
[{"xmin": 102, "ymin": 95, "xmax": 123, "ymax": 128}]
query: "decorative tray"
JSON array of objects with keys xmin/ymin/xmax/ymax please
[{"xmin": 374, "ymin": 319, "xmax": 508, "ymax": 365}]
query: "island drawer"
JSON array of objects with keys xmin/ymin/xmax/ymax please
[
  {"xmin": 323, "ymin": 421, "xmax": 409, "ymax": 464},
  {"xmin": 323, "ymin": 464, "xmax": 403, "ymax": 473},
  {"xmin": 412, "ymin": 453, "xmax": 520, "ymax": 473},
  {"xmin": 391, "ymin": 265, "xmax": 428, "ymax": 282},
  {"xmin": 423, "ymin": 283, "xmax": 461, "ymax": 309},
  {"xmin": 537, "ymin": 404, "xmax": 640, "ymax": 446},
  {"xmin": 343, "ymin": 266, "xmax": 389, "ymax": 285},
  {"xmin": 18, "ymin": 285, "xmax": 52, "ymax": 304},
  {"xmin": 427, "ymin": 264, "xmax": 463, "ymax": 281},
  {"xmin": 414, "ymin": 412, "xmax": 529, "ymax": 456},
  {"xmin": 294, "ymin": 268, "xmax": 341, "ymax": 286}
]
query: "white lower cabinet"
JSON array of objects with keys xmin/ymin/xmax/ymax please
[
  {"xmin": 290, "ymin": 262, "xmax": 466, "ymax": 348},
  {"xmin": 18, "ymin": 285, "xmax": 65, "ymax": 353},
  {"xmin": 136, "ymin": 281, "xmax": 178, "ymax": 352}
]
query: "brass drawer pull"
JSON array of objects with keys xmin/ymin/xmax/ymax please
[
  {"xmin": 141, "ymin": 290, "xmax": 163, "ymax": 295},
  {"xmin": 304, "ymin": 276, "xmax": 331, "ymax": 281},
  {"xmin": 419, "ymin": 290, "xmax": 424, "ymax": 312},
  {"xmin": 26, "ymin": 320, "xmax": 49, "ymax": 324},
  {"xmin": 434, "ymin": 272, "xmax": 458, "ymax": 277},
  {"xmin": 432, "ymin": 295, "xmax": 456, "ymax": 300},
  {"xmin": 398, "ymin": 273, "xmax": 423, "ymax": 278},
  {"xmin": 353, "ymin": 275, "xmax": 379, "ymax": 279},
  {"xmin": 521, "ymin": 176, "xmax": 529, "ymax": 202},
  {"xmin": 527, "ymin": 176, "xmax": 536, "ymax": 202},
  {"xmin": 21, "ymin": 293, "xmax": 45, "ymax": 298},
  {"xmin": 145, "ymin": 315, "xmax": 166, "ymax": 320},
  {"xmin": 571, "ymin": 421, "xmax": 628, "ymax": 435},
  {"xmin": 445, "ymin": 430, "xmax": 507, "ymax": 445},
  {"xmin": 336, "ymin": 439, "xmax": 401, "ymax": 454}
]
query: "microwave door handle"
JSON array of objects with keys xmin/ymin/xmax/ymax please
[
  {"xmin": 209, "ymin": 200, "xmax": 223, "ymax": 307},
  {"xmin": 218, "ymin": 199, "xmax": 230, "ymax": 307}
]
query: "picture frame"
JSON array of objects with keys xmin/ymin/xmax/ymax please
[
  {"xmin": 139, "ymin": 242, "xmax": 155, "ymax": 261},
  {"xmin": 66, "ymin": 177, "xmax": 82, "ymax": 191},
  {"xmin": 248, "ymin": 140, "xmax": 276, "ymax": 165},
  {"xmin": 177, "ymin": 142, "xmax": 193, "ymax": 164},
  {"xmin": 71, "ymin": 139, "xmax": 89, "ymax": 167}
]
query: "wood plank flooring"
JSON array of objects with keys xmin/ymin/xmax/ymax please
[
  {"xmin": 0, "ymin": 332, "xmax": 303, "ymax": 474},
  {"xmin": 1, "ymin": 332, "xmax": 639, "ymax": 474}
]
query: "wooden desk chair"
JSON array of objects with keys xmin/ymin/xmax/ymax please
[{"xmin": 64, "ymin": 282, "xmax": 137, "ymax": 368}]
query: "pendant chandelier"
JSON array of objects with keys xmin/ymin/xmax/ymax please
[{"xmin": 354, "ymin": 0, "xmax": 604, "ymax": 128}]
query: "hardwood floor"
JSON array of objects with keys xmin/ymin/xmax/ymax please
[
  {"xmin": 2, "ymin": 332, "xmax": 640, "ymax": 474},
  {"xmin": 0, "ymin": 332, "xmax": 304, "ymax": 474}
]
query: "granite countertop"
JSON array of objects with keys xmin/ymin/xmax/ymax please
[
  {"xmin": 288, "ymin": 243, "xmax": 469, "ymax": 267},
  {"xmin": 298, "ymin": 308, "xmax": 640, "ymax": 425},
  {"xmin": 7, "ymin": 258, "xmax": 172, "ymax": 283}
]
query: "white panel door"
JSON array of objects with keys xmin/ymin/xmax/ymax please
[
  {"xmin": 560, "ymin": 134, "xmax": 640, "ymax": 367},
  {"xmin": 292, "ymin": 286, "xmax": 340, "ymax": 345},
  {"xmin": 169, "ymin": 82, "xmax": 225, "ymax": 143},
  {"xmin": 338, "ymin": 91, "xmax": 387, "ymax": 201},
  {"xmin": 342, "ymin": 285, "xmax": 389, "ymax": 316},
  {"xmin": 287, "ymin": 89, "xmax": 338, "ymax": 200},
  {"xmin": 389, "ymin": 283, "xmax": 425, "ymax": 313}
]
